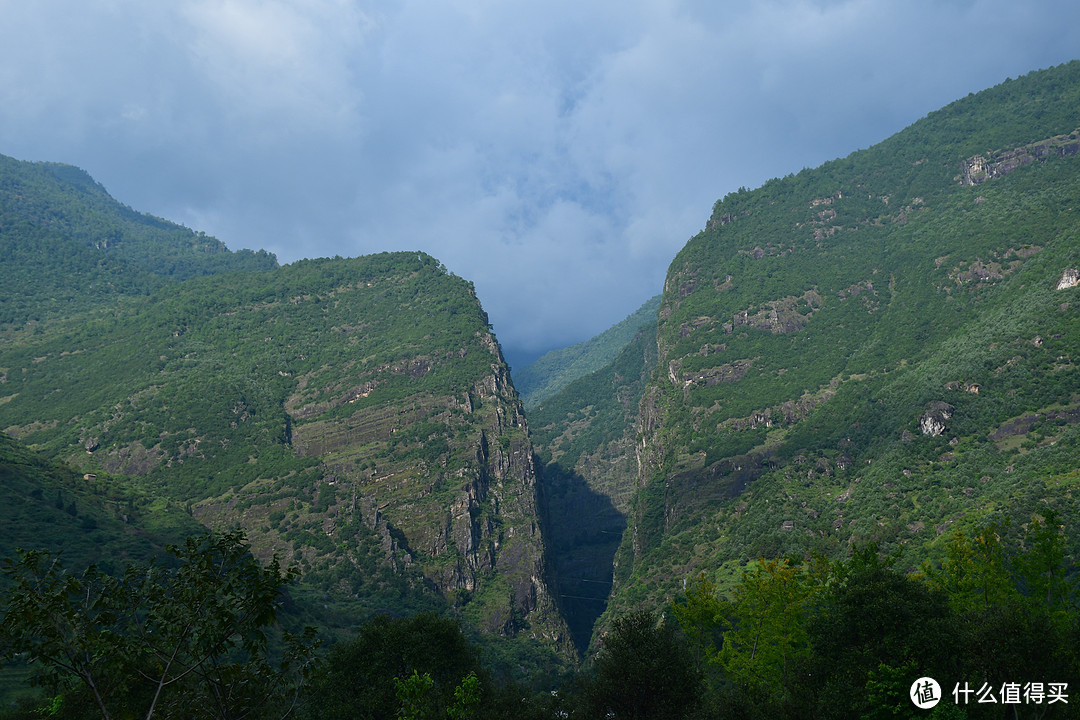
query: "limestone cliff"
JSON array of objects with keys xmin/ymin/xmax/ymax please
[
  {"xmin": 1, "ymin": 251, "xmax": 570, "ymax": 652},
  {"xmin": 589, "ymin": 61, "xmax": 1080, "ymax": 629}
]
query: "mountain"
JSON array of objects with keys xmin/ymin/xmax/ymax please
[
  {"xmin": 0, "ymin": 154, "xmax": 276, "ymax": 326},
  {"xmin": 516, "ymin": 295, "xmax": 661, "ymax": 410},
  {"xmin": 5, "ymin": 58, "xmax": 1080, "ymax": 690},
  {"xmin": 0, "ymin": 432, "xmax": 206, "ymax": 572},
  {"xmin": 533, "ymin": 61, "xmax": 1080, "ymax": 648},
  {"xmin": 0, "ymin": 158, "xmax": 570, "ymax": 660}
]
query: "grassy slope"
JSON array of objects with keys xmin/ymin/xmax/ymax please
[
  {"xmin": 549, "ymin": 61, "xmax": 1080, "ymax": 636},
  {"xmin": 516, "ymin": 295, "xmax": 660, "ymax": 409}
]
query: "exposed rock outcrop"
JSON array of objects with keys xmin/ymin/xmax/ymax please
[
  {"xmin": 960, "ymin": 131, "xmax": 1080, "ymax": 185},
  {"xmin": 722, "ymin": 289, "xmax": 822, "ymax": 335},
  {"xmin": 919, "ymin": 402, "xmax": 954, "ymax": 437}
]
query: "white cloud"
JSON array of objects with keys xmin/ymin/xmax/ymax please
[
  {"xmin": 178, "ymin": 0, "xmax": 370, "ymax": 131},
  {"xmin": 1, "ymin": 0, "xmax": 1079, "ymax": 361}
]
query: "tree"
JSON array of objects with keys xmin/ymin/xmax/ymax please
[
  {"xmin": 921, "ymin": 516, "xmax": 1080, "ymax": 705},
  {"xmin": 395, "ymin": 670, "xmax": 438, "ymax": 720},
  {"xmin": 671, "ymin": 572, "xmax": 725, "ymax": 673},
  {"xmin": 921, "ymin": 522, "xmax": 1016, "ymax": 614},
  {"xmin": 1013, "ymin": 509, "xmax": 1071, "ymax": 611},
  {"xmin": 673, "ymin": 558, "xmax": 827, "ymax": 718},
  {"xmin": 0, "ymin": 530, "xmax": 319, "ymax": 720},
  {"xmin": 807, "ymin": 547, "xmax": 960, "ymax": 720},
  {"xmin": 300, "ymin": 612, "xmax": 487, "ymax": 720},
  {"xmin": 446, "ymin": 672, "xmax": 481, "ymax": 720},
  {"xmin": 713, "ymin": 557, "xmax": 818, "ymax": 697},
  {"xmin": 576, "ymin": 610, "xmax": 701, "ymax": 720}
]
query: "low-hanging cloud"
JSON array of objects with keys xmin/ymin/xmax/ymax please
[{"xmin": 1, "ymin": 0, "xmax": 1078, "ymax": 364}]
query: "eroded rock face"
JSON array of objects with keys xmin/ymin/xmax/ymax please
[
  {"xmin": 726, "ymin": 289, "xmax": 823, "ymax": 336},
  {"xmin": 671, "ymin": 358, "xmax": 755, "ymax": 389},
  {"xmin": 100, "ymin": 441, "xmax": 163, "ymax": 475},
  {"xmin": 919, "ymin": 402, "xmax": 954, "ymax": 437},
  {"xmin": 960, "ymin": 132, "xmax": 1080, "ymax": 185},
  {"xmin": 1056, "ymin": 268, "xmax": 1079, "ymax": 290}
]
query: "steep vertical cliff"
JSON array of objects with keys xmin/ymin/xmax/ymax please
[
  {"xmin": 601, "ymin": 61, "xmax": 1080, "ymax": 619},
  {"xmin": 0, "ymin": 233, "xmax": 569, "ymax": 650},
  {"xmin": 520, "ymin": 62, "xmax": 1080, "ymax": 638}
]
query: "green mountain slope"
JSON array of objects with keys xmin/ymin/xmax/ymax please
[
  {"xmin": 0, "ymin": 432, "xmax": 220, "ymax": 704},
  {"xmin": 0, "ymin": 253, "xmax": 568, "ymax": 649},
  {"xmin": 516, "ymin": 295, "xmax": 660, "ymax": 409},
  {"xmin": 0, "ymin": 158, "xmax": 571, "ymax": 657},
  {"xmin": 534, "ymin": 61, "xmax": 1080, "ymax": 642},
  {"xmin": 0, "ymin": 432, "xmax": 205, "ymax": 573},
  {"xmin": 0, "ymin": 153, "xmax": 276, "ymax": 326}
]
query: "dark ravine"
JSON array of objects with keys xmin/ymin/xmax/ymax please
[{"xmin": 529, "ymin": 322, "xmax": 658, "ymax": 653}]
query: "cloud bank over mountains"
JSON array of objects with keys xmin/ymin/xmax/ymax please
[{"xmin": 2, "ymin": 0, "xmax": 1078, "ymax": 361}]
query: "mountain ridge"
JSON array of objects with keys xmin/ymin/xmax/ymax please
[
  {"xmin": 516, "ymin": 295, "xmax": 661, "ymax": 410},
  {"xmin": 525, "ymin": 60, "xmax": 1080, "ymax": 651},
  {"xmin": 0, "ymin": 160, "xmax": 573, "ymax": 661}
]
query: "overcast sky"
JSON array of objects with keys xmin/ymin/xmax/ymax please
[{"xmin": 2, "ymin": 1, "xmax": 1078, "ymax": 365}]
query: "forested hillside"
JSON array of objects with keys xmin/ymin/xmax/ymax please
[
  {"xmin": 600, "ymin": 61, "xmax": 1080, "ymax": 623},
  {"xmin": 526, "ymin": 62, "xmax": 1080, "ymax": 666},
  {"xmin": 0, "ymin": 153, "xmax": 570, "ymax": 666},
  {"xmin": 0, "ymin": 154, "xmax": 275, "ymax": 326},
  {"xmin": 0, "ymin": 432, "xmax": 204, "ymax": 574},
  {"xmin": 516, "ymin": 295, "xmax": 660, "ymax": 409}
]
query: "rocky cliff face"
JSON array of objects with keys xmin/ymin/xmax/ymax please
[
  {"xmin": 959, "ymin": 131, "xmax": 1080, "ymax": 185},
  {"xmin": 590, "ymin": 63, "xmax": 1080, "ymax": 626},
  {"xmin": 1, "ymin": 251, "xmax": 570, "ymax": 652},
  {"xmin": 192, "ymin": 282, "xmax": 570, "ymax": 650},
  {"xmin": 257, "ymin": 334, "xmax": 561, "ymax": 642}
]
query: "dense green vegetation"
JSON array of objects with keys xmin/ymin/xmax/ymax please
[
  {"xmin": 8, "ymin": 526, "xmax": 1077, "ymax": 718},
  {"xmin": 516, "ymin": 294, "xmax": 660, "ymax": 409},
  {"xmin": 2, "ymin": 252, "xmax": 491, "ymax": 486},
  {"xmin": 0, "ymin": 153, "xmax": 276, "ymax": 327},
  {"xmin": 0, "ymin": 531, "xmax": 318, "ymax": 720},
  {"xmin": 595, "ymin": 60, "xmax": 1080, "ymax": 625},
  {"xmin": 665, "ymin": 517, "xmax": 1080, "ymax": 719},
  {"xmin": 532, "ymin": 322, "xmax": 657, "ymax": 477},
  {"xmin": 0, "ymin": 434, "xmax": 211, "ymax": 705},
  {"xmin": 0, "ymin": 433, "xmax": 204, "ymax": 575},
  {"xmin": 0, "ymin": 147, "xmax": 568, "ymax": 673}
]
